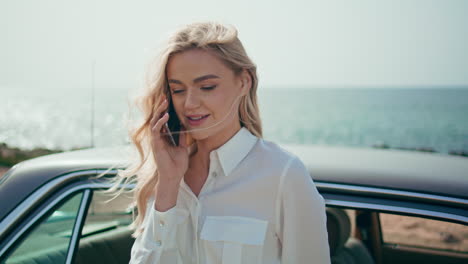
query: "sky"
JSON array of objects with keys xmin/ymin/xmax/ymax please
[{"xmin": 1, "ymin": 0, "xmax": 468, "ymax": 93}]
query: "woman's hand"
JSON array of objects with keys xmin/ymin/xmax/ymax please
[{"xmin": 150, "ymin": 95, "xmax": 189, "ymax": 211}]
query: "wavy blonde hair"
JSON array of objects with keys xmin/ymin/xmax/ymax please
[{"xmin": 105, "ymin": 22, "xmax": 262, "ymax": 238}]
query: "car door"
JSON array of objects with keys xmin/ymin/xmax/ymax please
[{"xmin": 0, "ymin": 190, "xmax": 90, "ymax": 264}]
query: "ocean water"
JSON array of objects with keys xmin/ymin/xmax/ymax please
[{"xmin": 1, "ymin": 87, "xmax": 468, "ymax": 154}]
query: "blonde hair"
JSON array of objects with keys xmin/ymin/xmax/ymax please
[{"xmin": 106, "ymin": 22, "xmax": 262, "ymax": 238}]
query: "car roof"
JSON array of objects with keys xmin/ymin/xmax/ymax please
[
  {"xmin": 1, "ymin": 144, "xmax": 467, "ymax": 221},
  {"xmin": 283, "ymin": 144, "xmax": 468, "ymax": 198},
  {"xmin": 0, "ymin": 146, "xmax": 130, "ymax": 221}
]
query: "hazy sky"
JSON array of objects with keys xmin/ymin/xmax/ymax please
[{"xmin": 1, "ymin": 0, "xmax": 468, "ymax": 92}]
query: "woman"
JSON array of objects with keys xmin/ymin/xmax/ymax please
[{"xmin": 125, "ymin": 22, "xmax": 330, "ymax": 263}]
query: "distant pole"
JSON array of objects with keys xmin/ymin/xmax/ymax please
[{"xmin": 91, "ymin": 60, "xmax": 95, "ymax": 148}]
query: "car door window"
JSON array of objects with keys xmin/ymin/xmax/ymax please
[
  {"xmin": 4, "ymin": 191, "xmax": 84, "ymax": 264},
  {"xmin": 380, "ymin": 213, "xmax": 468, "ymax": 253},
  {"xmin": 73, "ymin": 189, "xmax": 134, "ymax": 264},
  {"xmin": 81, "ymin": 189, "xmax": 134, "ymax": 232}
]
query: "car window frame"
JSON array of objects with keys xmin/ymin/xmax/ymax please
[
  {"xmin": 0, "ymin": 169, "xmax": 134, "ymax": 264},
  {"xmin": 0, "ymin": 188, "xmax": 91, "ymax": 264},
  {"xmin": 316, "ymin": 181, "xmax": 468, "ymax": 225},
  {"xmin": 68, "ymin": 179, "xmax": 135, "ymax": 263},
  {"xmin": 318, "ymin": 181, "xmax": 468, "ymax": 263}
]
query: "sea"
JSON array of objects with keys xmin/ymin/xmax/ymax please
[{"xmin": 1, "ymin": 87, "xmax": 468, "ymax": 155}]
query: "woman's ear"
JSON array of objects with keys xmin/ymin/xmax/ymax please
[{"xmin": 240, "ymin": 69, "xmax": 252, "ymax": 96}]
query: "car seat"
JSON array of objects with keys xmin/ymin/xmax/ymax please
[{"xmin": 326, "ymin": 207, "xmax": 375, "ymax": 264}]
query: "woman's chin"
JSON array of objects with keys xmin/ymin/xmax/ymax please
[{"xmin": 185, "ymin": 120, "xmax": 235, "ymax": 143}]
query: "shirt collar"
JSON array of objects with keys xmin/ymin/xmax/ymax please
[{"xmin": 210, "ymin": 127, "xmax": 258, "ymax": 177}]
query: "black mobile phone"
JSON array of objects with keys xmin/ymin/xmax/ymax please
[{"xmin": 163, "ymin": 96, "xmax": 180, "ymax": 146}]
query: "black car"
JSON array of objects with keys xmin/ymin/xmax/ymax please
[{"xmin": 0, "ymin": 145, "xmax": 467, "ymax": 264}]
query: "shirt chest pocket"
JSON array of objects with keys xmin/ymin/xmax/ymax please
[{"xmin": 200, "ymin": 216, "xmax": 269, "ymax": 264}]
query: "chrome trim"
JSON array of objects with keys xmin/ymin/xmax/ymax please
[
  {"xmin": 316, "ymin": 182, "xmax": 468, "ymax": 207},
  {"xmin": 0, "ymin": 169, "xmax": 119, "ymax": 237},
  {"xmin": 66, "ymin": 189, "xmax": 91, "ymax": 264},
  {"xmin": 324, "ymin": 199, "xmax": 468, "ymax": 224}
]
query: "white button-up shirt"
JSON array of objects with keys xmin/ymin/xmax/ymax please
[{"xmin": 129, "ymin": 127, "xmax": 330, "ymax": 264}]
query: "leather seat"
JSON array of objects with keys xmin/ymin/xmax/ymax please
[
  {"xmin": 74, "ymin": 226, "xmax": 135, "ymax": 264},
  {"xmin": 326, "ymin": 207, "xmax": 375, "ymax": 264}
]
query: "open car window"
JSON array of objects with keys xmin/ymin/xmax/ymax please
[
  {"xmin": 380, "ymin": 213, "xmax": 468, "ymax": 253},
  {"xmin": 80, "ymin": 189, "xmax": 134, "ymax": 236},
  {"xmin": 3, "ymin": 191, "xmax": 84, "ymax": 264},
  {"xmin": 72, "ymin": 188, "xmax": 135, "ymax": 264}
]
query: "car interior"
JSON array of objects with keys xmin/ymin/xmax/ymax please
[
  {"xmin": 74, "ymin": 207, "xmax": 377, "ymax": 264},
  {"xmin": 326, "ymin": 207, "xmax": 374, "ymax": 264}
]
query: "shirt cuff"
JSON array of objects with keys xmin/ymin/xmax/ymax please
[{"xmin": 142, "ymin": 201, "xmax": 189, "ymax": 250}]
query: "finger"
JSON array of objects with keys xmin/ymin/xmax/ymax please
[
  {"xmin": 151, "ymin": 112, "xmax": 169, "ymax": 141},
  {"xmin": 155, "ymin": 98, "xmax": 168, "ymax": 119},
  {"xmin": 152, "ymin": 95, "xmax": 165, "ymax": 115},
  {"xmin": 150, "ymin": 99, "xmax": 168, "ymax": 126},
  {"xmin": 152, "ymin": 112, "xmax": 168, "ymax": 131}
]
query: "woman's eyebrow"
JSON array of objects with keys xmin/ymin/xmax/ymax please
[
  {"xmin": 168, "ymin": 74, "xmax": 220, "ymax": 85},
  {"xmin": 193, "ymin": 74, "xmax": 220, "ymax": 83}
]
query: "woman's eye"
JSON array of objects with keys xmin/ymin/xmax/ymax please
[
  {"xmin": 172, "ymin": 89, "xmax": 184, "ymax": 94},
  {"xmin": 201, "ymin": 85, "xmax": 216, "ymax": 91}
]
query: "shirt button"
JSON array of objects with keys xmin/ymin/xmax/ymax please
[
  {"xmin": 212, "ymin": 172, "xmax": 217, "ymax": 177},
  {"xmin": 159, "ymin": 220, "xmax": 165, "ymax": 227},
  {"xmin": 155, "ymin": 240, "xmax": 162, "ymax": 246}
]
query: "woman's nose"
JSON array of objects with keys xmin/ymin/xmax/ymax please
[{"xmin": 184, "ymin": 90, "xmax": 201, "ymax": 110}]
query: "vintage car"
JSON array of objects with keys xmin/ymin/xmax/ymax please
[{"xmin": 0, "ymin": 144, "xmax": 467, "ymax": 264}]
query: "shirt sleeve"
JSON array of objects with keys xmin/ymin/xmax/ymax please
[
  {"xmin": 129, "ymin": 197, "xmax": 189, "ymax": 264},
  {"xmin": 277, "ymin": 156, "xmax": 331, "ymax": 264}
]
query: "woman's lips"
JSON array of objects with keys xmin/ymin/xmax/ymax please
[{"xmin": 186, "ymin": 114, "xmax": 210, "ymax": 126}]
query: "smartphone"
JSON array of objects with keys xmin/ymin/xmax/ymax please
[{"xmin": 162, "ymin": 95, "xmax": 180, "ymax": 146}]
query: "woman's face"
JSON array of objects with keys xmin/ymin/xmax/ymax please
[{"xmin": 166, "ymin": 48, "xmax": 249, "ymax": 143}]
